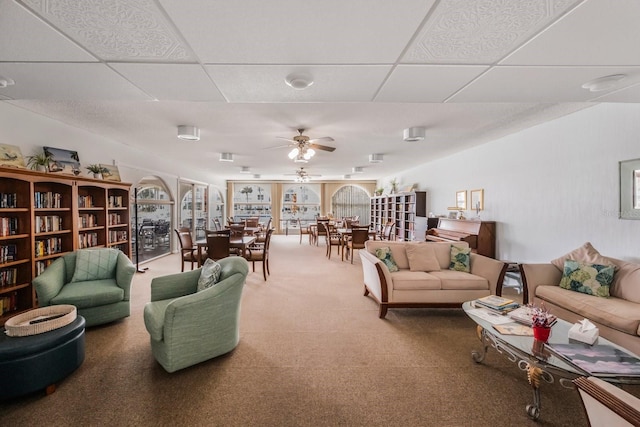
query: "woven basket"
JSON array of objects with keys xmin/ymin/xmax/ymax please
[{"xmin": 4, "ymin": 305, "xmax": 77, "ymax": 337}]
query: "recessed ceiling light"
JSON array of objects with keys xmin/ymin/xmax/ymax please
[
  {"xmin": 343, "ymin": 174, "xmax": 352, "ymax": 179},
  {"xmin": 177, "ymin": 125, "xmax": 200, "ymax": 141},
  {"xmin": 352, "ymin": 166, "xmax": 364, "ymax": 174},
  {"xmin": 219, "ymin": 153, "xmax": 234, "ymax": 162},
  {"xmin": 285, "ymin": 73, "xmax": 314, "ymax": 90},
  {"xmin": 369, "ymin": 153, "xmax": 384, "ymax": 163},
  {"xmin": 240, "ymin": 166, "xmax": 251, "ymax": 174},
  {"xmin": 252, "ymin": 174, "xmax": 261, "ymax": 179},
  {"xmin": 403, "ymin": 127, "xmax": 425, "ymax": 142},
  {"xmin": 581, "ymin": 74, "xmax": 626, "ymax": 92}
]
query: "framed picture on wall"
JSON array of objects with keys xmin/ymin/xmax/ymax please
[
  {"xmin": 0, "ymin": 144, "xmax": 26, "ymax": 168},
  {"xmin": 100, "ymin": 164, "xmax": 121, "ymax": 182},
  {"xmin": 44, "ymin": 146, "xmax": 80, "ymax": 175}
]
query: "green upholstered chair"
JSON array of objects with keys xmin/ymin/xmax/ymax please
[
  {"xmin": 33, "ymin": 248, "xmax": 135, "ymax": 327},
  {"xmin": 143, "ymin": 256, "xmax": 249, "ymax": 373}
]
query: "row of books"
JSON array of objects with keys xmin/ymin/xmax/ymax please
[
  {"xmin": 35, "ymin": 237, "xmax": 63, "ymax": 258},
  {"xmin": 79, "ymin": 213, "xmax": 98, "ymax": 228},
  {"xmin": 0, "ymin": 267, "xmax": 18, "ymax": 287},
  {"xmin": 78, "ymin": 194, "xmax": 95, "ymax": 208},
  {"xmin": 0, "ymin": 291, "xmax": 18, "ymax": 314},
  {"xmin": 35, "ymin": 259, "xmax": 54, "ymax": 276},
  {"xmin": 0, "ymin": 244, "xmax": 17, "ymax": 263},
  {"xmin": 79, "ymin": 232, "xmax": 99, "ymax": 249},
  {"xmin": 109, "ymin": 230, "xmax": 128, "ymax": 243},
  {"xmin": 0, "ymin": 216, "xmax": 18, "ymax": 236},
  {"xmin": 0, "ymin": 192, "xmax": 17, "ymax": 208},
  {"xmin": 109, "ymin": 195, "xmax": 125, "ymax": 208},
  {"xmin": 35, "ymin": 215, "xmax": 64, "ymax": 233},
  {"xmin": 34, "ymin": 191, "xmax": 63, "ymax": 209}
]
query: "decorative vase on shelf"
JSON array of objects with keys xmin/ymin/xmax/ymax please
[{"xmin": 93, "ymin": 173, "xmax": 103, "ymax": 180}]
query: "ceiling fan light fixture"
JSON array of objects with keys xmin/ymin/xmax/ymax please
[
  {"xmin": 240, "ymin": 166, "xmax": 251, "ymax": 174},
  {"xmin": 369, "ymin": 153, "xmax": 384, "ymax": 163},
  {"xmin": 285, "ymin": 73, "xmax": 314, "ymax": 90},
  {"xmin": 581, "ymin": 74, "xmax": 627, "ymax": 92},
  {"xmin": 288, "ymin": 147, "xmax": 300, "ymax": 159},
  {"xmin": 294, "ymin": 154, "xmax": 308, "ymax": 163},
  {"xmin": 219, "ymin": 153, "xmax": 234, "ymax": 162},
  {"xmin": 177, "ymin": 125, "xmax": 200, "ymax": 141},
  {"xmin": 403, "ymin": 127, "xmax": 425, "ymax": 142}
]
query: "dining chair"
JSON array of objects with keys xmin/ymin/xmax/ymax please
[
  {"xmin": 205, "ymin": 233, "xmax": 233, "ymax": 261},
  {"xmin": 344, "ymin": 228, "xmax": 370, "ymax": 263},
  {"xmin": 246, "ymin": 228, "xmax": 274, "ymax": 281},
  {"xmin": 245, "ymin": 216, "xmax": 260, "ymax": 228},
  {"xmin": 319, "ymin": 222, "xmax": 341, "ymax": 259},
  {"xmin": 379, "ymin": 221, "xmax": 395, "ymax": 241},
  {"xmin": 298, "ymin": 218, "xmax": 312, "ymax": 244},
  {"xmin": 255, "ymin": 217, "xmax": 272, "ymax": 243},
  {"xmin": 174, "ymin": 228, "xmax": 204, "ymax": 272},
  {"xmin": 229, "ymin": 223, "xmax": 246, "ymax": 238},
  {"xmin": 315, "ymin": 219, "xmax": 329, "ymax": 246}
]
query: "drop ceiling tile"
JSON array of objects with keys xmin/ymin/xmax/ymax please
[
  {"xmin": 159, "ymin": 0, "xmax": 434, "ymax": 64},
  {"xmin": 204, "ymin": 65, "xmax": 391, "ymax": 102},
  {"xmin": 17, "ymin": 0, "xmax": 196, "ymax": 62},
  {"xmin": 376, "ymin": 65, "xmax": 488, "ymax": 102},
  {"xmin": 449, "ymin": 66, "xmax": 640, "ymax": 102},
  {"xmin": 0, "ymin": 63, "xmax": 151, "ymax": 100},
  {"xmin": 403, "ymin": 0, "xmax": 581, "ymax": 64},
  {"xmin": 503, "ymin": 0, "xmax": 640, "ymax": 66},
  {"xmin": 109, "ymin": 63, "xmax": 225, "ymax": 101},
  {"xmin": 0, "ymin": 0, "xmax": 96, "ymax": 61}
]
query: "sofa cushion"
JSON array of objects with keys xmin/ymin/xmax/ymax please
[
  {"xmin": 51, "ymin": 278, "xmax": 123, "ymax": 308},
  {"xmin": 197, "ymin": 259, "xmax": 222, "ymax": 292},
  {"xmin": 550, "ymin": 242, "xmax": 615, "ymax": 272},
  {"xmin": 535, "ymin": 285, "xmax": 640, "ymax": 336},
  {"xmin": 391, "ymin": 271, "xmax": 441, "ymax": 290},
  {"xmin": 375, "ymin": 246, "xmax": 399, "ymax": 272},
  {"xmin": 450, "ymin": 245, "xmax": 471, "ymax": 272},
  {"xmin": 405, "ymin": 243, "xmax": 440, "ymax": 272},
  {"xmin": 559, "ymin": 260, "xmax": 615, "ymax": 297},
  {"xmin": 430, "ymin": 271, "xmax": 489, "ymax": 290},
  {"xmin": 609, "ymin": 259, "xmax": 640, "ymax": 304},
  {"xmin": 71, "ymin": 248, "xmax": 119, "ymax": 283},
  {"xmin": 366, "ymin": 241, "xmax": 409, "ymax": 269}
]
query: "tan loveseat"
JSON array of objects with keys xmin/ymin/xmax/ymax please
[
  {"xmin": 521, "ymin": 242, "xmax": 640, "ymax": 356},
  {"xmin": 360, "ymin": 240, "xmax": 507, "ymax": 318}
]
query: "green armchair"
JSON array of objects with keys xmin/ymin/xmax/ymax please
[
  {"xmin": 33, "ymin": 248, "xmax": 135, "ymax": 327},
  {"xmin": 143, "ymin": 256, "xmax": 249, "ymax": 373}
]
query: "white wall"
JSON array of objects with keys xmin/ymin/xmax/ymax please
[{"xmin": 383, "ymin": 103, "xmax": 640, "ymax": 263}]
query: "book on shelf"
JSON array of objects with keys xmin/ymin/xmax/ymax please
[
  {"xmin": 474, "ymin": 295, "xmax": 519, "ymax": 312},
  {"xmin": 547, "ymin": 343, "xmax": 640, "ymax": 377}
]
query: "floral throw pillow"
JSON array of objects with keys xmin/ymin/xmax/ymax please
[
  {"xmin": 449, "ymin": 245, "xmax": 471, "ymax": 272},
  {"xmin": 559, "ymin": 260, "xmax": 614, "ymax": 297},
  {"xmin": 197, "ymin": 258, "xmax": 222, "ymax": 292},
  {"xmin": 375, "ymin": 246, "xmax": 399, "ymax": 272}
]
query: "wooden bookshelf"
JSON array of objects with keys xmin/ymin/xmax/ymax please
[{"xmin": 0, "ymin": 166, "xmax": 131, "ymax": 325}]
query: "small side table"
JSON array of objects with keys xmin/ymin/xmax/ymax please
[{"xmin": 501, "ymin": 261, "xmax": 523, "ymax": 294}]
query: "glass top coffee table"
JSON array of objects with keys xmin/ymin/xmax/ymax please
[{"xmin": 462, "ymin": 301, "xmax": 640, "ymax": 421}]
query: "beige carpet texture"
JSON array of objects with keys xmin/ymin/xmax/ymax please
[{"xmin": 2, "ymin": 235, "xmax": 636, "ymax": 426}]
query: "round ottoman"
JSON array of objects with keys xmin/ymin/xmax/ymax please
[{"xmin": 0, "ymin": 315, "xmax": 85, "ymax": 399}]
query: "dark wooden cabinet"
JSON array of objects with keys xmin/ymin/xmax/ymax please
[{"xmin": 0, "ymin": 167, "xmax": 131, "ymax": 325}]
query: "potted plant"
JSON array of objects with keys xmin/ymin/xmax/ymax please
[
  {"xmin": 26, "ymin": 152, "xmax": 52, "ymax": 172},
  {"xmin": 375, "ymin": 188, "xmax": 384, "ymax": 196},
  {"xmin": 86, "ymin": 164, "xmax": 109, "ymax": 179},
  {"xmin": 390, "ymin": 178, "xmax": 399, "ymax": 194}
]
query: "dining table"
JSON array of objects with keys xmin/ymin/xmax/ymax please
[{"xmin": 196, "ymin": 235, "xmax": 257, "ymax": 266}]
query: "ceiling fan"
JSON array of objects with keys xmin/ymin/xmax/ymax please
[
  {"xmin": 284, "ymin": 167, "xmax": 321, "ymax": 183},
  {"xmin": 272, "ymin": 129, "xmax": 335, "ymax": 163}
]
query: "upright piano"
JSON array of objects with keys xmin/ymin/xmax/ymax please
[{"xmin": 425, "ymin": 218, "xmax": 496, "ymax": 258}]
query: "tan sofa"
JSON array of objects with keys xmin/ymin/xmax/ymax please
[
  {"xmin": 521, "ymin": 242, "xmax": 640, "ymax": 356},
  {"xmin": 360, "ymin": 240, "xmax": 507, "ymax": 318}
]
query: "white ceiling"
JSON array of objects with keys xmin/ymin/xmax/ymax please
[{"xmin": 1, "ymin": 0, "xmax": 639, "ymax": 181}]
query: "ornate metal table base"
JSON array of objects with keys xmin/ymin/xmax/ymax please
[{"xmin": 471, "ymin": 326, "xmax": 575, "ymax": 421}]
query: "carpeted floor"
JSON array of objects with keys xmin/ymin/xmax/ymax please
[{"xmin": 1, "ymin": 235, "xmax": 632, "ymax": 426}]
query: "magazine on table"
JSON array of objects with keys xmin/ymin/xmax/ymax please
[
  {"xmin": 508, "ymin": 306, "xmax": 557, "ymax": 327},
  {"xmin": 547, "ymin": 343, "xmax": 640, "ymax": 377}
]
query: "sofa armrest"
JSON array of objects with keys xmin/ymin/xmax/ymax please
[
  {"xmin": 115, "ymin": 251, "xmax": 136, "ymax": 301},
  {"xmin": 32, "ymin": 257, "xmax": 67, "ymax": 306},
  {"xmin": 150, "ymin": 269, "xmax": 201, "ymax": 301},
  {"xmin": 469, "ymin": 254, "xmax": 507, "ymax": 295},
  {"xmin": 360, "ymin": 250, "xmax": 391, "ymax": 304},
  {"xmin": 520, "ymin": 263, "xmax": 562, "ymax": 305}
]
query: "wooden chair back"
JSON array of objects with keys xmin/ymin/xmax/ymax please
[{"xmin": 206, "ymin": 234, "xmax": 231, "ymax": 261}]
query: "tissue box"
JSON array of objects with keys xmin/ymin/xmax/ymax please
[{"xmin": 568, "ymin": 322, "xmax": 599, "ymax": 345}]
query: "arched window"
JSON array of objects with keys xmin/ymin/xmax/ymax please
[
  {"xmin": 332, "ymin": 185, "xmax": 370, "ymax": 225},
  {"xmin": 131, "ymin": 176, "xmax": 174, "ymax": 264}
]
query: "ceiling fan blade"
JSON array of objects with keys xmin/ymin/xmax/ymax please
[
  {"xmin": 276, "ymin": 137, "xmax": 297, "ymax": 143},
  {"xmin": 310, "ymin": 143, "xmax": 336, "ymax": 152},
  {"xmin": 308, "ymin": 137, "xmax": 334, "ymax": 143},
  {"xmin": 264, "ymin": 144, "xmax": 294, "ymax": 150}
]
